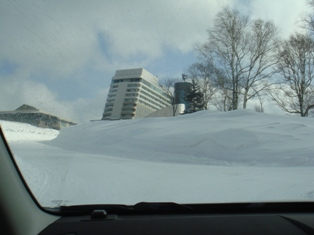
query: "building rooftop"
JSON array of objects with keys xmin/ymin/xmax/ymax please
[
  {"xmin": 113, "ymin": 68, "xmax": 159, "ymax": 87},
  {"xmin": 15, "ymin": 104, "xmax": 39, "ymax": 111},
  {"xmin": 0, "ymin": 104, "xmax": 76, "ymax": 124}
]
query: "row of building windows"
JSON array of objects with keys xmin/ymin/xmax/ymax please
[
  {"xmin": 141, "ymin": 80, "xmax": 169, "ymax": 98},
  {"xmin": 112, "ymin": 78, "xmax": 141, "ymax": 84},
  {"xmin": 127, "ymin": 84, "xmax": 140, "ymax": 88},
  {"xmin": 105, "ymin": 104, "xmax": 114, "ymax": 109},
  {"xmin": 139, "ymin": 95, "xmax": 163, "ymax": 110},
  {"xmin": 125, "ymin": 93, "xmax": 138, "ymax": 97},
  {"xmin": 124, "ymin": 98, "xmax": 137, "ymax": 102},
  {"xmin": 140, "ymin": 92, "xmax": 163, "ymax": 109},
  {"xmin": 141, "ymin": 84, "xmax": 169, "ymax": 105},
  {"xmin": 126, "ymin": 88, "xmax": 139, "ymax": 92},
  {"xmin": 121, "ymin": 113, "xmax": 134, "ymax": 118},
  {"xmin": 104, "ymin": 106, "xmax": 113, "ymax": 111},
  {"xmin": 138, "ymin": 99, "xmax": 156, "ymax": 110},
  {"xmin": 122, "ymin": 103, "xmax": 136, "ymax": 107},
  {"xmin": 109, "ymin": 88, "xmax": 117, "ymax": 93},
  {"xmin": 141, "ymin": 87, "xmax": 169, "ymax": 107},
  {"xmin": 121, "ymin": 108, "xmax": 135, "ymax": 113}
]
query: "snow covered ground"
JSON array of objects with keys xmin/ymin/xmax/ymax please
[
  {"xmin": 1, "ymin": 110, "xmax": 314, "ymax": 207},
  {"xmin": 0, "ymin": 120, "xmax": 59, "ymax": 142}
]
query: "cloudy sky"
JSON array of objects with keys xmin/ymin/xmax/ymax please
[{"xmin": 0, "ymin": 0, "xmax": 309, "ymax": 123}]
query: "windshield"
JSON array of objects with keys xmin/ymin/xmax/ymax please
[{"xmin": 1, "ymin": 0, "xmax": 314, "ymax": 209}]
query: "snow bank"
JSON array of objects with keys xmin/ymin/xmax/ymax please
[
  {"xmin": 48, "ymin": 110, "xmax": 314, "ymax": 166},
  {"xmin": 4, "ymin": 110, "xmax": 314, "ymax": 206},
  {"xmin": 0, "ymin": 120, "xmax": 59, "ymax": 142}
]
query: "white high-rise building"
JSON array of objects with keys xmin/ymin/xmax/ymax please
[{"xmin": 102, "ymin": 68, "xmax": 171, "ymax": 120}]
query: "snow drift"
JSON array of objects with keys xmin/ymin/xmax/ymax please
[
  {"xmin": 2, "ymin": 110, "xmax": 314, "ymax": 206},
  {"xmin": 49, "ymin": 109, "xmax": 314, "ymax": 166}
]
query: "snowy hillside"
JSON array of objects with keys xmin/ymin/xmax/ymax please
[
  {"xmin": 2, "ymin": 110, "xmax": 314, "ymax": 207},
  {"xmin": 49, "ymin": 109, "xmax": 314, "ymax": 166},
  {"xmin": 0, "ymin": 120, "xmax": 59, "ymax": 142}
]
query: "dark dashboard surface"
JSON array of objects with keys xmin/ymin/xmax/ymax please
[{"xmin": 40, "ymin": 212, "xmax": 314, "ymax": 235}]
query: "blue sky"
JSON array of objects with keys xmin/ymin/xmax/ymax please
[{"xmin": 0, "ymin": 0, "xmax": 309, "ymax": 123}]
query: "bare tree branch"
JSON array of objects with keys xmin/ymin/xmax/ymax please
[
  {"xmin": 194, "ymin": 7, "xmax": 280, "ymax": 110},
  {"xmin": 159, "ymin": 77, "xmax": 179, "ymax": 116},
  {"xmin": 270, "ymin": 33, "xmax": 314, "ymax": 117}
]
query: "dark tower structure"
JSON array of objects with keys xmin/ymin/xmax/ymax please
[{"xmin": 174, "ymin": 74, "xmax": 192, "ymax": 112}]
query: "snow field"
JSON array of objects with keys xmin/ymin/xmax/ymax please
[{"xmin": 2, "ymin": 110, "xmax": 314, "ymax": 207}]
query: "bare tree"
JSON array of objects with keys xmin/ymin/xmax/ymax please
[
  {"xmin": 253, "ymin": 91, "xmax": 265, "ymax": 113},
  {"xmin": 196, "ymin": 7, "xmax": 280, "ymax": 110},
  {"xmin": 241, "ymin": 19, "xmax": 280, "ymax": 109},
  {"xmin": 196, "ymin": 7, "xmax": 249, "ymax": 110},
  {"xmin": 270, "ymin": 33, "xmax": 314, "ymax": 117},
  {"xmin": 159, "ymin": 77, "xmax": 179, "ymax": 116},
  {"xmin": 302, "ymin": 0, "xmax": 314, "ymax": 33},
  {"xmin": 189, "ymin": 61, "xmax": 233, "ymax": 111},
  {"xmin": 211, "ymin": 69, "xmax": 234, "ymax": 111},
  {"xmin": 212, "ymin": 89, "xmax": 233, "ymax": 111}
]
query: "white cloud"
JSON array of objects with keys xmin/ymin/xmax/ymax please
[
  {"xmin": 0, "ymin": 0, "xmax": 231, "ymax": 79},
  {"xmin": 0, "ymin": 75, "xmax": 107, "ymax": 124},
  {"xmin": 249, "ymin": 0, "xmax": 308, "ymax": 37},
  {"xmin": 1, "ymin": 0, "xmax": 307, "ymax": 80}
]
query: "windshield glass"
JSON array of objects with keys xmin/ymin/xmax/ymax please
[{"xmin": 1, "ymin": 0, "xmax": 314, "ymax": 208}]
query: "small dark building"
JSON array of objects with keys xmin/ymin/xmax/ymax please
[
  {"xmin": 174, "ymin": 82, "xmax": 192, "ymax": 111},
  {"xmin": 0, "ymin": 104, "xmax": 76, "ymax": 130}
]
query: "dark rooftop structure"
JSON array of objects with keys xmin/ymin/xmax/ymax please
[{"xmin": 0, "ymin": 104, "xmax": 76, "ymax": 130}]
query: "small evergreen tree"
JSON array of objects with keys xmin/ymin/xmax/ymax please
[{"xmin": 184, "ymin": 79, "xmax": 205, "ymax": 113}]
